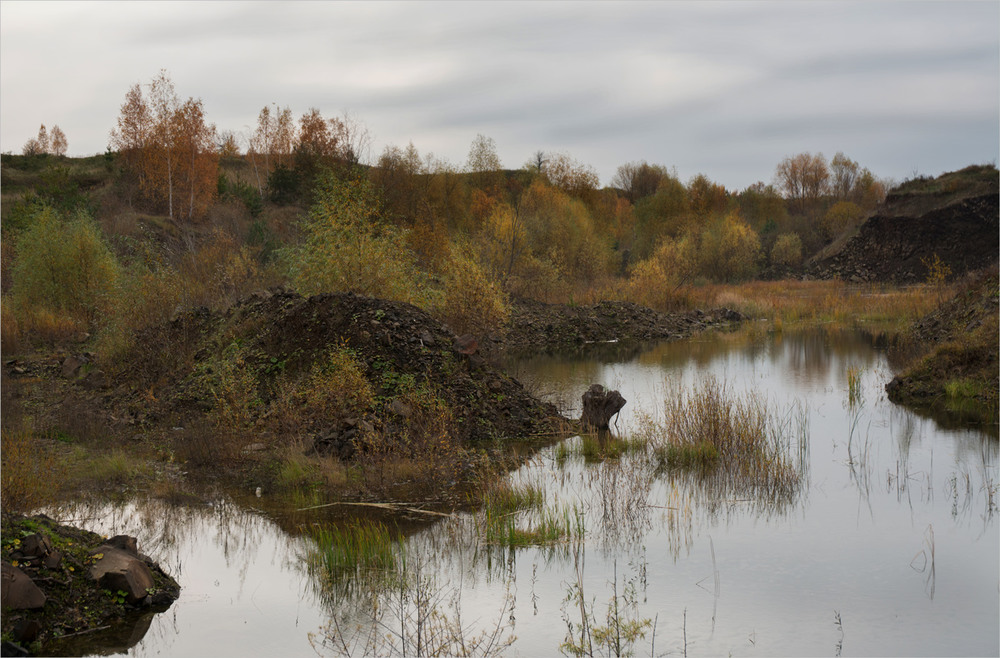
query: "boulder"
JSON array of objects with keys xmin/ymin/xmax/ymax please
[
  {"xmin": 1, "ymin": 563, "xmax": 47, "ymax": 610},
  {"xmin": 580, "ymin": 384, "xmax": 627, "ymax": 430},
  {"xmin": 89, "ymin": 545, "xmax": 155, "ymax": 605}
]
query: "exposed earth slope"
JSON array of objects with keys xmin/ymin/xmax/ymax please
[{"xmin": 810, "ymin": 165, "xmax": 998, "ymax": 283}]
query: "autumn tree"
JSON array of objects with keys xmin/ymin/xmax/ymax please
[
  {"xmin": 109, "ymin": 82, "xmax": 152, "ymax": 204},
  {"xmin": 687, "ymin": 173, "xmax": 730, "ymax": 220},
  {"xmin": 612, "ymin": 161, "xmax": 671, "ymax": 204},
  {"xmin": 625, "ymin": 233, "xmax": 698, "ymax": 309},
  {"xmin": 774, "ymin": 152, "xmax": 830, "ymax": 213},
  {"xmin": 466, "ymin": 133, "xmax": 503, "ymax": 194},
  {"xmin": 829, "ymin": 152, "xmax": 859, "ymax": 200},
  {"xmin": 543, "ymin": 152, "xmax": 600, "ymax": 202},
  {"xmin": 248, "ymin": 104, "xmax": 295, "ymax": 195},
  {"xmin": 770, "ymin": 233, "xmax": 803, "ymax": 267},
  {"xmin": 147, "ymin": 69, "xmax": 180, "ymax": 219},
  {"xmin": 821, "ymin": 200, "xmax": 865, "ymax": 240},
  {"xmin": 108, "ymin": 71, "xmax": 217, "ymax": 220},
  {"xmin": 37, "ymin": 125, "xmax": 49, "ymax": 154},
  {"xmin": 218, "ymin": 130, "xmax": 241, "ymax": 159},
  {"xmin": 173, "ymin": 97, "xmax": 218, "ymax": 221},
  {"xmin": 50, "ymin": 125, "xmax": 67, "ymax": 156},
  {"xmin": 633, "ymin": 174, "xmax": 690, "ymax": 258},
  {"xmin": 425, "ymin": 155, "xmax": 469, "ymax": 232},
  {"xmin": 372, "ymin": 142, "xmax": 427, "ymax": 224},
  {"xmin": 525, "ymin": 150, "xmax": 548, "ymax": 175},
  {"xmin": 699, "ymin": 211, "xmax": 761, "ymax": 282},
  {"xmin": 21, "ymin": 137, "xmax": 42, "ymax": 156},
  {"xmin": 281, "ymin": 172, "xmax": 431, "ymax": 307},
  {"xmin": 737, "ymin": 182, "xmax": 788, "ymax": 234}
]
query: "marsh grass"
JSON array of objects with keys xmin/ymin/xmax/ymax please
[
  {"xmin": 847, "ymin": 365, "xmax": 864, "ymax": 407},
  {"xmin": 657, "ymin": 441, "xmax": 719, "ymax": 470},
  {"xmin": 681, "ymin": 279, "xmax": 949, "ymax": 333},
  {"xmin": 321, "ymin": 547, "xmax": 517, "ymax": 657},
  {"xmin": 311, "ymin": 521, "xmax": 402, "ymax": 580},
  {"xmin": 1, "ymin": 423, "xmax": 64, "ymax": 514},
  {"xmin": 555, "ymin": 434, "xmax": 648, "ymax": 464},
  {"xmin": 561, "ymin": 552, "xmax": 653, "ymax": 658},
  {"xmin": 649, "ymin": 376, "xmax": 804, "ymax": 506},
  {"xmin": 483, "ymin": 505, "xmax": 582, "ymax": 547},
  {"xmin": 480, "ymin": 479, "xmax": 545, "ymax": 516}
]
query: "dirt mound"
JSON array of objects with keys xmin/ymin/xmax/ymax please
[
  {"xmin": 886, "ymin": 266, "xmax": 999, "ymax": 425},
  {"xmin": 484, "ymin": 298, "xmax": 744, "ymax": 355},
  {"xmin": 809, "ymin": 165, "xmax": 998, "ymax": 283},
  {"xmin": 117, "ymin": 290, "xmax": 562, "ymax": 452}
]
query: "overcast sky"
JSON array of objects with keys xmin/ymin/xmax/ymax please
[{"xmin": 2, "ymin": 1, "xmax": 997, "ymax": 190}]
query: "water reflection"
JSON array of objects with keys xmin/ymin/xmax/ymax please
[{"xmin": 47, "ymin": 328, "xmax": 999, "ymax": 657}]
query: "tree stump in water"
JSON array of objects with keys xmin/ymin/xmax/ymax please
[{"xmin": 580, "ymin": 384, "xmax": 626, "ymax": 430}]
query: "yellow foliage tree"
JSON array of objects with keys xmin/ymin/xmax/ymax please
[
  {"xmin": 282, "ymin": 172, "xmax": 433, "ymax": 307},
  {"xmin": 699, "ymin": 212, "xmax": 761, "ymax": 282},
  {"xmin": 435, "ymin": 244, "xmax": 510, "ymax": 337}
]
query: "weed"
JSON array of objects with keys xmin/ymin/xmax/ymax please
[
  {"xmin": 1, "ymin": 423, "xmax": 63, "ymax": 514},
  {"xmin": 310, "ymin": 521, "xmax": 402, "ymax": 583},
  {"xmin": 657, "ymin": 440, "xmax": 719, "ymax": 470},
  {"xmin": 648, "ymin": 375, "xmax": 804, "ymax": 508},
  {"xmin": 847, "ymin": 365, "xmax": 864, "ymax": 407}
]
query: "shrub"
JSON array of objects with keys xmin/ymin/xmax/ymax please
[
  {"xmin": 623, "ymin": 233, "xmax": 698, "ymax": 310},
  {"xmin": 770, "ymin": 233, "xmax": 803, "ymax": 267},
  {"xmin": 9, "ymin": 206, "xmax": 119, "ymax": 330},
  {"xmin": 822, "ymin": 201, "xmax": 864, "ymax": 240},
  {"xmin": 268, "ymin": 346, "xmax": 375, "ymax": 435},
  {"xmin": 1, "ymin": 424, "xmax": 63, "ymax": 514},
  {"xmin": 282, "ymin": 172, "xmax": 433, "ymax": 307},
  {"xmin": 699, "ymin": 212, "xmax": 761, "ymax": 282},
  {"xmin": 434, "ymin": 245, "xmax": 510, "ymax": 336}
]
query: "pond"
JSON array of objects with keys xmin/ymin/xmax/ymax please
[{"xmin": 49, "ymin": 328, "xmax": 998, "ymax": 657}]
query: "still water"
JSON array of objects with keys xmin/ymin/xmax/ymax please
[{"xmin": 53, "ymin": 329, "xmax": 998, "ymax": 656}]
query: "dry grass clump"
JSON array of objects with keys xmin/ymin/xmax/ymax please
[
  {"xmin": 1, "ymin": 300, "xmax": 84, "ymax": 353},
  {"xmin": 1, "ymin": 424, "xmax": 63, "ymax": 515},
  {"xmin": 650, "ymin": 376, "xmax": 803, "ymax": 504}
]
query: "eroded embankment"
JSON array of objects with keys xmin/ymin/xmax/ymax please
[{"xmin": 886, "ymin": 266, "xmax": 999, "ymax": 424}]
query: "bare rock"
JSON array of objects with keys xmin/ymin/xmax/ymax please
[
  {"xmin": 89, "ymin": 545, "xmax": 155, "ymax": 605},
  {"xmin": 1, "ymin": 563, "xmax": 47, "ymax": 610}
]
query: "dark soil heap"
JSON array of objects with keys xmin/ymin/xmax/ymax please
[
  {"xmin": 118, "ymin": 290, "xmax": 562, "ymax": 451},
  {"xmin": 886, "ymin": 266, "xmax": 999, "ymax": 425},
  {"xmin": 810, "ymin": 165, "xmax": 998, "ymax": 283},
  {"xmin": 485, "ymin": 298, "xmax": 744, "ymax": 355}
]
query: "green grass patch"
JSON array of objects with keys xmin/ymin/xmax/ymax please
[
  {"xmin": 656, "ymin": 441, "xmax": 719, "ymax": 470},
  {"xmin": 310, "ymin": 521, "xmax": 401, "ymax": 577},
  {"xmin": 482, "ymin": 504, "xmax": 583, "ymax": 548}
]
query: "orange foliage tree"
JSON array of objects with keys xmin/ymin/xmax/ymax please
[{"xmin": 109, "ymin": 70, "xmax": 217, "ymax": 221}]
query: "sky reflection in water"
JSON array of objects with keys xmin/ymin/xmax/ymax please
[{"xmin": 54, "ymin": 328, "xmax": 998, "ymax": 657}]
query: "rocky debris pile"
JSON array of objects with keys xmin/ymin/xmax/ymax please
[
  {"xmin": 810, "ymin": 166, "xmax": 999, "ymax": 283},
  {"xmin": 116, "ymin": 290, "xmax": 562, "ymax": 456},
  {"xmin": 1, "ymin": 514, "xmax": 179, "ymax": 656},
  {"xmin": 486, "ymin": 298, "xmax": 745, "ymax": 355}
]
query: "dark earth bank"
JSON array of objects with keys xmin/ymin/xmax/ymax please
[
  {"xmin": 809, "ymin": 165, "xmax": 998, "ymax": 283},
  {"xmin": 886, "ymin": 266, "xmax": 999, "ymax": 426}
]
